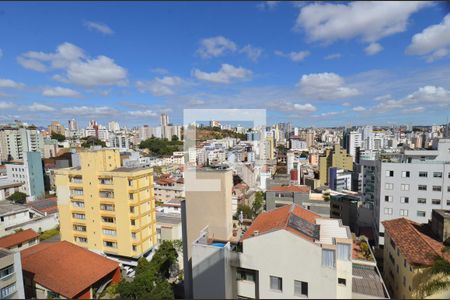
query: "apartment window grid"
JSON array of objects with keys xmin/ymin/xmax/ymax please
[
  {"xmin": 102, "ymin": 216, "xmax": 115, "ymax": 223},
  {"xmin": 418, "ymin": 198, "xmax": 426, "ymax": 204},
  {"xmin": 419, "ymin": 171, "xmax": 428, "ymax": 178},
  {"xmin": 447, "ymin": 200, "xmax": 450, "ymax": 206},
  {"xmin": 100, "ymin": 204, "xmax": 114, "ymax": 211},
  {"xmin": 401, "ymin": 171, "xmax": 410, "ymax": 178},
  {"xmin": 385, "ymin": 183, "xmax": 394, "ymax": 190},
  {"xmin": 432, "ymin": 199, "xmax": 441, "ymax": 205},
  {"xmin": 102, "ymin": 229, "xmax": 117, "ymax": 236},
  {"xmin": 73, "ymin": 225, "xmax": 86, "ymax": 232},
  {"xmin": 418, "ymin": 185, "xmax": 427, "ymax": 191},
  {"xmin": 72, "ymin": 201, "xmax": 85, "ymax": 208},
  {"xmin": 400, "ymin": 184, "xmax": 410, "ymax": 191},
  {"xmin": 103, "ymin": 241, "xmax": 118, "ymax": 248},
  {"xmin": 294, "ymin": 280, "xmax": 308, "ymax": 297},
  {"xmin": 385, "ymin": 195, "xmax": 393, "ymax": 202},
  {"xmin": 75, "ymin": 236, "xmax": 87, "ymax": 243},
  {"xmin": 0, "ymin": 283, "xmax": 16, "ymax": 298},
  {"xmin": 400, "ymin": 197, "xmax": 409, "ymax": 204},
  {"xmin": 270, "ymin": 275, "xmax": 282, "ymax": 291},
  {"xmin": 384, "ymin": 208, "xmax": 393, "ymax": 215},
  {"xmin": 72, "ymin": 213, "xmax": 85, "ymax": 220},
  {"xmin": 432, "ymin": 186, "xmax": 442, "ymax": 192},
  {"xmin": 433, "ymin": 172, "xmax": 443, "ymax": 178},
  {"xmin": 417, "ymin": 211, "xmax": 426, "ymax": 217},
  {"xmin": 0, "ymin": 265, "xmax": 14, "ymax": 280},
  {"xmin": 399, "ymin": 209, "xmax": 408, "ymax": 216},
  {"xmin": 385, "ymin": 170, "xmax": 394, "ymax": 177}
]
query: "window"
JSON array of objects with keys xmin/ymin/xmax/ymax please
[
  {"xmin": 401, "ymin": 171, "xmax": 410, "ymax": 178},
  {"xmin": 70, "ymin": 189, "xmax": 84, "ymax": 196},
  {"xmin": 75, "ymin": 236, "xmax": 87, "ymax": 243},
  {"xmin": 385, "ymin": 170, "xmax": 394, "ymax": 177},
  {"xmin": 100, "ymin": 204, "xmax": 114, "ymax": 211},
  {"xmin": 385, "ymin": 183, "xmax": 394, "ymax": 190},
  {"xmin": 447, "ymin": 200, "xmax": 450, "ymax": 206},
  {"xmin": 99, "ymin": 191, "xmax": 114, "ymax": 198},
  {"xmin": 433, "ymin": 172, "xmax": 442, "ymax": 178},
  {"xmin": 72, "ymin": 213, "xmax": 85, "ymax": 220},
  {"xmin": 338, "ymin": 278, "xmax": 346, "ymax": 286},
  {"xmin": 400, "ymin": 197, "xmax": 409, "ymax": 204},
  {"xmin": 400, "ymin": 184, "xmax": 410, "ymax": 191},
  {"xmin": 384, "ymin": 195, "xmax": 393, "ymax": 202},
  {"xmin": 131, "ymin": 232, "xmax": 137, "ymax": 239},
  {"xmin": 321, "ymin": 249, "xmax": 335, "ymax": 268},
  {"xmin": 103, "ymin": 241, "xmax": 118, "ymax": 248},
  {"xmin": 419, "ymin": 171, "xmax": 428, "ymax": 177},
  {"xmin": 0, "ymin": 283, "xmax": 16, "ymax": 298},
  {"xmin": 102, "ymin": 216, "xmax": 115, "ymax": 223},
  {"xmin": 131, "ymin": 219, "xmax": 136, "ymax": 226},
  {"xmin": 400, "ymin": 209, "xmax": 408, "ymax": 216},
  {"xmin": 418, "ymin": 185, "xmax": 427, "ymax": 191},
  {"xmin": 130, "ymin": 206, "xmax": 135, "ymax": 213},
  {"xmin": 73, "ymin": 225, "xmax": 86, "ymax": 232},
  {"xmin": 132, "ymin": 245, "xmax": 137, "ymax": 252},
  {"xmin": 448, "ymin": 186, "xmax": 450, "ymax": 192},
  {"xmin": 432, "ymin": 186, "xmax": 442, "ymax": 192},
  {"xmin": 418, "ymin": 198, "xmax": 426, "ymax": 204},
  {"xmin": 128, "ymin": 180, "xmax": 133, "ymax": 186},
  {"xmin": 103, "ymin": 229, "xmax": 117, "ymax": 236},
  {"xmin": 384, "ymin": 208, "xmax": 393, "ymax": 215},
  {"xmin": 270, "ymin": 276, "xmax": 282, "ymax": 291},
  {"xmin": 0, "ymin": 265, "xmax": 14, "ymax": 279},
  {"xmin": 294, "ymin": 280, "xmax": 308, "ymax": 297},
  {"xmin": 432, "ymin": 199, "xmax": 441, "ymax": 205},
  {"xmin": 99, "ymin": 178, "xmax": 113, "ymax": 185},
  {"xmin": 390, "ymin": 238, "xmax": 396, "ymax": 249},
  {"xmin": 337, "ymin": 243, "xmax": 351, "ymax": 261},
  {"xmin": 72, "ymin": 201, "xmax": 85, "ymax": 208},
  {"xmin": 129, "ymin": 193, "xmax": 134, "ymax": 200},
  {"xmin": 417, "ymin": 211, "xmax": 426, "ymax": 217},
  {"xmin": 236, "ymin": 268, "xmax": 256, "ymax": 282}
]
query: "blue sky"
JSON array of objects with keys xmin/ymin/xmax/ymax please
[{"xmin": 0, "ymin": 1, "xmax": 449, "ymax": 128}]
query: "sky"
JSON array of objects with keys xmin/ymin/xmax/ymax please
[{"xmin": 0, "ymin": 1, "xmax": 450, "ymax": 128}]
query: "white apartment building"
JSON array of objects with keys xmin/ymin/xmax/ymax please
[
  {"xmin": 374, "ymin": 139, "xmax": 450, "ymax": 246},
  {"xmin": 348, "ymin": 131, "xmax": 362, "ymax": 162},
  {"xmin": 0, "ymin": 128, "xmax": 44, "ymax": 161},
  {"xmin": 192, "ymin": 204, "xmax": 388, "ymax": 299}
]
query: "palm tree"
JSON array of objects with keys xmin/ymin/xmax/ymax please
[{"xmin": 413, "ymin": 254, "xmax": 450, "ymax": 298}]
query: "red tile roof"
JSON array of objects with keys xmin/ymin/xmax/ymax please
[
  {"xmin": 0, "ymin": 229, "xmax": 39, "ymax": 249},
  {"xmin": 241, "ymin": 204, "xmax": 320, "ymax": 242},
  {"xmin": 21, "ymin": 241, "xmax": 120, "ymax": 298},
  {"xmin": 382, "ymin": 218, "xmax": 450, "ymax": 267},
  {"xmin": 269, "ymin": 185, "xmax": 310, "ymax": 193}
]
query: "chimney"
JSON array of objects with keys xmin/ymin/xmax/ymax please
[{"xmin": 431, "ymin": 210, "xmax": 450, "ymax": 245}]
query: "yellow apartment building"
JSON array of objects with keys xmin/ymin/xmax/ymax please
[
  {"xmin": 55, "ymin": 148, "xmax": 157, "ymax": 259},
  {"xmin": 319, "ymin": 144, "xmax": 353, "ymax": 186}
]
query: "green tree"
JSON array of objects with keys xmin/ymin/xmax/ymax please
[
  {"xmin": 252, "ymin": 192, "xmax": 264, "ymax": 216},
  {"xmin": 139, "ymin": 137, "xmax": 182, "ymax": 156},
  {"xmin": 237, "ymin": 204, "xmax": 253, "ymax": 219},
  {"xmin": 81, "ymin": 136, "xmax": 106, "ymax": 148},
  {"xmin": 7, "ymin": 191, "xmax": 27, "ymax": 204},
  {"xmin": 171, "ymin": 135, "xmax": 179, "ymax": 142},
  {"xmin": 51, "ymin": 132, "xmax": 66, "ymax": 142},
  {"xmin": 414, "ymin": 256, "xmax": 450, "ymax": 298},
  {"xmin": 117, "ymin": 241, "xmax": 178, "ymax": 299}
]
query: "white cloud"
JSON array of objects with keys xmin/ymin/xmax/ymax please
[
  {"xmin": 128, "ymin": 110, "xmax": 158, "ymax": 117},
  {"xmin": 42, "ymin": 87, "xmax": 81, "ymax": 98},
  {"xmin": 0, "ymin": 78, "xmax": 25, "ymax": 89},
  {"xmin": 197, "ymin": 36, "xmax": 237, "ymax": 58},
  {"xmin": 324, "ymin": 53, "xmax": 342, "ymax": 60},
  {"xmin": 61, "ymin": 105, "xmax": 118, "ymax": 116},
  {"xmin": 136, "ymin": 76, "xmax": 184, "ymax": 96},
  {"xmin": 192, "ymin": 64, "xmax": 252, "ymax": 84},
  {"xmin": 406, "ymin": 13, "xmax": 450, "ymax": 62},
  {"xmin": 27, "ymin": 102, "xmax": 56, "ymax": 112},
  {"xmin": 402, "ymin": 106, "xmax": 425, "ymax": 113},
  {"xmin": 352, "ymin": 106, "xmax": 366, "ymax": 112},
  {"xmin": 342, "ymin": 102, "xmax": 351, "ymax": 106},
  {"xmin": 299, "ymin": 72, "xmax": 360, "ymax": 100},
  {"xmin": 365, "ymin": 43, "xmax": 383, "ymax": 55},
  {"xmin": 257, "ymin": 1, "xmax": 279, "ymax": 10},
  {"xmin": 406, "ymin": 85, "xmax": 450, "ymax": 105},
  {"xmin": 275, "ymin": 50, "xmax": 310, "ymax": 62},
  {"xmin": 292, "ymin": 103, "xmax": 317, "ymax": 112},
  {"xmin": 314, "ymin": 111, "xmax": 345, "ymax": 118},
  {"xmin": 268, "ymin": 101, "xmax": 317, "ymax": 113},
  {"xmin": 17, "ymin": 43, "xmax": 127, "ymax": 87},
  {"xmin": 0, "ymin": 101, "xmax": 15, "ymax": 109},
  {"xmin": 151, "ymin": 67, "xmax": 169, "ymax": 75},
  {"xmin": 240, "ymin": 45, "xmax": 263, "ymax": 62},
  {"xmin": 295, "ymin": 2, "xmax": 430, "ymax": 44},
  {"xmin": 84, "ymin": 21, "xmax": 114, "ymax": 35}
]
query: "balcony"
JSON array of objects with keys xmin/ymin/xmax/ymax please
[
  {"xmin": 99, "ymin": 178, "xmax": 113, "ymax": 185},
  {"xmin": 99, "ymin": 190, "xmax": 114, "ymax": 199},
  {"xmin": 70, "ymin": 176, "xmax": 83, "ymax": 184}
]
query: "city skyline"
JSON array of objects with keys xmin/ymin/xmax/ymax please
[{"xmin": 0, "ymin": 2, "xmax": 450, "ymax": 127}]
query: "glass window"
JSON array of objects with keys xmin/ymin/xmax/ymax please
[
  {"xmin": 400, "ymin": 209, "xmax": 408, "ymax": 216},
  {"xmin": 417, "ymin": 211, "xmax": 426, "ymax": 217},
  {"xmin": 400, "ymin": 184, "xmax": 410, "ymax": 191},
  {"xmin": 102, "ymin": 229, "xmax": 117, "ymax": 236},
  {"xmin": 0, "ymin": 283, "xmax": 16, "ymax": 298},
  {"xmin": 400, "ymin": 197, "xmax": 409, "ymax": 204},
  {"xmin": 236, "ymin": 268, "xmax": 256, "ymax": 282},
  {"xmin": 100, "ymin": 204, "xmax": 114, "ymax": 211},
  {"xmin": 401, "ymin": 171, "xmax": 410, "ymax": 178},
  {"xmin": 432, "ymin": 186, "xmax": 442, "ymax": 192},
  {"xmin": 418, "ymin": 198, "xmax": 426, "ymax": 204},
  {"xmin": 432, "ymin": 199, "xmax": 441, "ymax": 205},
  {"xmin": 72, "ymin": 213, "xmax": 85, "ymax": 220},
  {"xmin": 337, "ymin": 243, "xmax": 351, "ymax": 261},
  {"xmin": 102, "ymin": 216, "xmax": 115, "ymax": 223},
  {"xmin": 321, "ymin": 249, "xmax": 335, "ymax": 268},
  {"xmin": 385, "ymin": 170, "xmax": 394, "ymax": 177},
  {"xmin": 103, "ymin": 241, "xmax": 117, "ymax": 248},
  {"xmin": 433, "ymin": 172, "xmax": 442, "ymax": 178},
  {"xmin": 270, "ymin": 276, "xmax": 282, "ymax": 291},
  {"xmin": 418, "ymin": 185, "xmax": 427, "ymax": 191},
  {"xmin": 385, "ymin": 195, "xmax": 393, "ymax": 202},
  {"xmin": 385, "ymin": 183, "xmax": 394, "ymax": 190},
  {"xmin": 384, "ymin": 208, "xmax": 393, "ymax": 215},
  {"xmin": 294, "ymin": 280, "xmax": 308, "ymax": 297},
  {"xmin": 338, "ymin": 278, "xmax": 346, "ymax": 286},
  {"xmin": 0, "ymin": 265, "xmax": 14, "ymax": 279}
]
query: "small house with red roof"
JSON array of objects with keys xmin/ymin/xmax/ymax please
[{"xmin": 0, "ymin": 229, "xmax": 39, "ymax": 251}]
